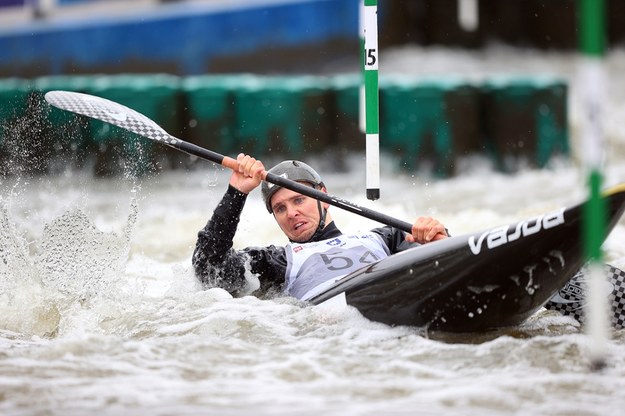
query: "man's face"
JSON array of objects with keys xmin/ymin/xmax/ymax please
[{"xmin": 270, "ymin": 185, "xmax": 323, "ymax": 243}]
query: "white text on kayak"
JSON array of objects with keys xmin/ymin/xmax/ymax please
[{"xmin": 468, "ymin": 208, "xmax": 566, "ymax": 255}]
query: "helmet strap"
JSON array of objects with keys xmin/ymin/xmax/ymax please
[
  {"xmin": 317, "ymin": 200, "xmax": 327, "ymax": 231},
  {"xmin": 301, "ymin": 200, "xmax": 327, "ymax": 243}
]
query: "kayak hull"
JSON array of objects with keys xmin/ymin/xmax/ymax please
[{"xmin": 309, "ymin": 185, "xmax": 625, "ymax": 332}]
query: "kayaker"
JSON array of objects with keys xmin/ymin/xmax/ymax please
[{"xmin": 192, "ymin": 153, "xmax": 449, "ymax": 299}]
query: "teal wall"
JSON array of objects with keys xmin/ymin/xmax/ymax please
[{"xmin": 0, "ymin": 74, "xmax": 569, "ymax": 177}]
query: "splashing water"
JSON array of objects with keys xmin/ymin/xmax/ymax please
[
  {"xmin": 0, "ymin": 196, "xmax": 53, "ymax": 336},
  {"xmin": 0, "ymin": 183, "xmax": 139, "ymax": 337},
  {"xmin": 1, "ymin": 164, "xmax": 625, "ymax": 416},
  {"xmin": 38, "ymin": 205, "xmax": 135, "ymax": 301}
]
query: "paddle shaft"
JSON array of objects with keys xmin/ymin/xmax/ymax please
[
  {"xmin": 42, "ymin": 90, "xmax": 413, "ymax": 233},
  {"xmin": 163, "ymin": 137, "xmax": 414, "ymax": 233}
]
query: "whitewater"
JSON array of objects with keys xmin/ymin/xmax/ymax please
[{"xmin": 2, "ymin": 46, "xmax": 625, "ymax": 415}]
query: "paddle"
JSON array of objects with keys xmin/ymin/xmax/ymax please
[
  {"xmin": 44, "ymin": 90, "xmax": 413, "ymax": 232},
  {"xmin": 545, "ymin": 263, "xmax": 625, "ymax": 330}
]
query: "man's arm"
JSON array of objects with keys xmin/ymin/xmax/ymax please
[
  {"xmin": 192, "ymin": 185, "xmax": 250, "ymax": 294},
  {"xmin": 193, "ymin": 153, "xmax": 266, "ymax": 295},
  {"xmin": 371, "ymin": 226, "xmax": 419, "ymax": 254},
  {"xmin": 193, "ymin": 185, "xmax": 289, "ymax": 296}
]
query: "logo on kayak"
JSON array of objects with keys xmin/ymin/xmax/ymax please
[{"xmin": 468, "ymin": 208, "xmax": 565, "ymax": 255}]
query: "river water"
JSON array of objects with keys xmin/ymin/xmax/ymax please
[{"xmin": 2, "ymin": 46, "xmax": 625, "ymax": 415}]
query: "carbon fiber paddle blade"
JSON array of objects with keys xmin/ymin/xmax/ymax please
[
  {"xmin": 44, "ymin": 90, "xmax": 182, "ymax": 147},
  {"xmin": 545, "ymin": 264, "xmax": 625, "ymax": 330}
]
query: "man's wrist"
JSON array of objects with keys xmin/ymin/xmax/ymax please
[{"xmin": 227, "ymin": 184, "xmax": 248, "ymax": 199}]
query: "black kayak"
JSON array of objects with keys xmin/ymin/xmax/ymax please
[{"xmin": 308, "ymin": 184, "xmax": 625, "ymax": 332}]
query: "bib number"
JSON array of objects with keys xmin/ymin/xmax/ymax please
[{"xmin": 320, "ymin": 250, "xmax": 380, "ymax": 271}]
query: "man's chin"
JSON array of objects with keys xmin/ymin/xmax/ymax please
[{"xmin": 290, "ymin": 229, "xmax": 315, "ymax": 243}]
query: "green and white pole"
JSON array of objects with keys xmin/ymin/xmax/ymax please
[
  {"xmin": 579, "ymin": 0, "xmax": 609, "ymax": 370},
  {"xmin": 363, "ymin": 0, "xmax": 380, "ymax": 201}
]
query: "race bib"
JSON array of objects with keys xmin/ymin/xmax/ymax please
[{"xmin": 284, "ymin": 233, "xmax": 389, "ymax": 300}]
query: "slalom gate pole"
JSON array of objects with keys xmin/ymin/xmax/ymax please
[
  {"xmin": 363, "ymin": 0, "xmax": 380, "ymax": 201},
  {"xmin": 579, "ymin": 0, "xmax": 609, "ymax": 371}
]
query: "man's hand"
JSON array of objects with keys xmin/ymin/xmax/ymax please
[
  {"xmin": 229, "ymin": 153, "xmax": 265, "ymax": 194},
  {"xmin": 405, "ymin": 216, "xmax": 448, "ymax": 244}
]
